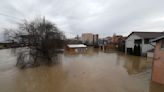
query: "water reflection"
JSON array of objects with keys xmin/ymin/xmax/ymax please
[
  {"xmin": 64, "ymin": 47, "xmax": 99, "ymax": 57},
  {"xmin": 11, "ymin": 48, "xmax": 63, "ymax": 68},
  {"xmin": 149, "ymin": 82, "xmax": 164, "ymax": 92},
  {"xmin": 124, "ymin": 55, "xmax": 152, "ymax": 75},
  {"xmin": 0, "ymin": 48, "xmax": 164, "ymax": 92}
]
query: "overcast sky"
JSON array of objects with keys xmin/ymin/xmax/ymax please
[{"xmin": 0, "ymin": 0, "xmax": 164, "ymax": 39}]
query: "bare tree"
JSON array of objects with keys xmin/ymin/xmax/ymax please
[{"xmin": 4, "ymin": 17, "xmax": 65, "ymax": 68}]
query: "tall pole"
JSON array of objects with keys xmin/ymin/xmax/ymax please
[
  {"xmin": 43, "ymin": 16, "xmax": 46, "ymax": 34},
  {"xmin": 43, "ymin": 16, "xmax": 45, "ymax": 24}
]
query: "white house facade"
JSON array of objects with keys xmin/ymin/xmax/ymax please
[{"xmin": 125, "ymin": 32, "xmax": 162, "ymax": 56}]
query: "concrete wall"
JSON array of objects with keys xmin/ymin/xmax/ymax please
[
  {"xmin": 152, "ymin": 40, "xmax": 164, "ymax": 84},
  {"xmin": 147, "ymin": 52, "xmax": 154, "ymax": 58}
]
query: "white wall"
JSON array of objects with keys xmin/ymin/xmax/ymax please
[
  {"xmin": 142, "ymin": 41, "xmax": 155, "ymax": 54},
  {"xmin": 125, "ymin": 34, "xmax": 141, "ymax": 49}
]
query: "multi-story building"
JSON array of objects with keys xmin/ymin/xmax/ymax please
[
  {"xmin": 93, "ymin": 34, "xmax": 99, "ymax": 45},
  {"xmin": 81, "ymin": 33, "xmax": 98, "ymax": 45}
]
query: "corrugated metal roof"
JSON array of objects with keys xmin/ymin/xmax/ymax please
[{"xmin": 67, "ymin": 44, "xmax": 87, "ymax": 48}]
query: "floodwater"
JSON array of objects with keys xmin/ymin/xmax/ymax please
[{"xmin": 0, "ymin": 48, "xmax": 164, "ymax": 92}]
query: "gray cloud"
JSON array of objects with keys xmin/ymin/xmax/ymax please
[{"xmin": 0, "ymin": 0, "xmax": 164, "ymax": 40}]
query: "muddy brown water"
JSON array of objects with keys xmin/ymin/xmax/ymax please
[{"xmin": 0, "ymin": 48, "xmax": 164, "ymax": 92}]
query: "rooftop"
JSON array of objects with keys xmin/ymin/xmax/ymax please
[
  {"xmin": 127, "ymin": 31, "xmax": 163, "ymax": 39},
  {"xmin": 67, "ymin": 44, "xmax": 87, "ymax": 48},
  {"xmin": 151, "ymin": 35, "xmax": 164, "ymax": 42}
]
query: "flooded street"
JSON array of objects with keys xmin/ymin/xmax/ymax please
[{"xmin": 0, "ymin": 48, "xmax": 164, "ymax": 92}]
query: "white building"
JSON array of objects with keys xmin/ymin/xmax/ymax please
[
  {"xmin": 125, "ymin": 32, "xmax": 162, "ymax": 56},
  {"xmin": 67, "ymin": 44, "xmax": 87, "ymax": 53},
  {"xmin": 67, "ymin": 44, "xmax": 87, "ymax": 48}
]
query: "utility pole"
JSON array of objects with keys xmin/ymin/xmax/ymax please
[
  {"xmin": 43, "ymin": 16, "xmax": 47, "ymax": 38},
  {"xmin": 43, "ymin": 16, "xmax": 45, "ymax": 24}
]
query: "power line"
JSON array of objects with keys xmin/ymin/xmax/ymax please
[
  {"xmin": 0, "ymin": 12, "xmax": 24, "ymax": 26},
  {"xmin": 0, "ymin": 12, "xmax": 22, "ymax": 20}
]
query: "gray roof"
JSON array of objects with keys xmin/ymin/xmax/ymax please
[
  {"xmin": 127, "ymin": 31, "xmax": 163, "ymax": 39},
  {"xmin": 67, "ymin": 44, "xmax": 87, "ymax": 48},
  {"xmin": 151, "ymin": 35, "xmax": 164, "ymax": 42}
]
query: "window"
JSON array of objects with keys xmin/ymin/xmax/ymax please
[
  {"xmin": 161, "ymin": 39, "xmax": 164, "ymax": 49},
  {"xmin": 144, "ymin": 39, "xmax": 149, "ymax": 44},
  {"xmin": 134, "ymin": 39, "xmax": 142, "ymax": 44}
]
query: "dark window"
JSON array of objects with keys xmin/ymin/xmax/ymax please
[
  {"xmin": 144, "ymin": 39, "xmax": 149, "ymax": 44},
  {"xmin": 161, "ymin": 39, "xmax": 164, "ymax": 48},
  {"xmin": 134, "ymin": 39, "xmax": 142, "ymax": 44}
]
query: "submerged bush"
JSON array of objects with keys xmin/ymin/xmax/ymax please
[{"xmin": 4, "ymin": 17, "xmax": 65, "ymax": 69}]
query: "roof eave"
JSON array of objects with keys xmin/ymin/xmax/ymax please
[{"xmin": 150, "ymin": 35, "xmax": 164, "ymax": 42}]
